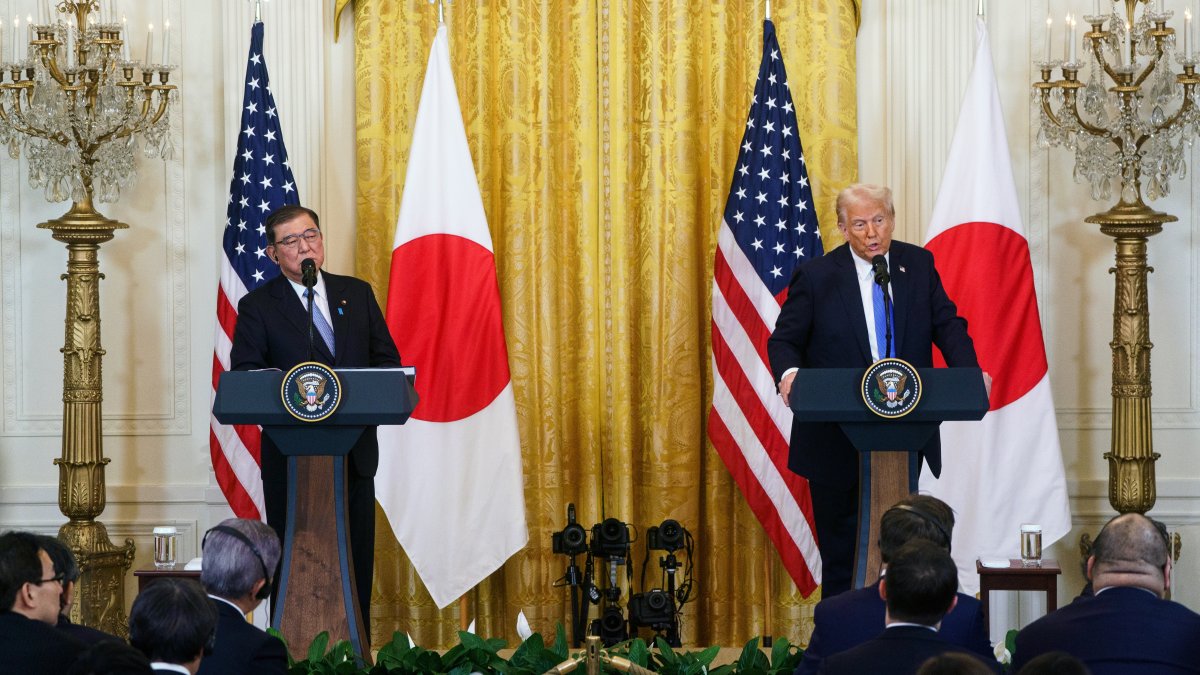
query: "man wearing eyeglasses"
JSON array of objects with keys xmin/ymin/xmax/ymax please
[
  {"xmin": 229, "ymin": 204, "xmax": 401, "ymax": 636},
  {"xmin": 0, "ymin": 531, "xmax": 86, "ymax": 674}
]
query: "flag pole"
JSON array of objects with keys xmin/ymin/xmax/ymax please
[
  {"xmin": 459, "ymin": 595, "xmax": 469, "ymax": 631},
  {"xmin": 763, "ymin": 546, "xmax": 774, "ymax": 645}
]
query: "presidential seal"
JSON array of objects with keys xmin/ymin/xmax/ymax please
[
  {"xmin": 861, "ymin": 358, "xmax": 922, "ymax": 419},
  {"xmin": 281, "ymin": 362, "xmax": 342, "ymax": 422}
]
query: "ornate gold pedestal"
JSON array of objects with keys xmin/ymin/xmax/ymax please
[
  {"xmin": 39, "ymin": 198, "xmax": 134, "ymax": 637},
  {"xmin": 1087, "ymin": 203, "xmax": 1173, "ymax": 513}
]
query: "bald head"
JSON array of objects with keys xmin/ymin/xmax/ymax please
[{"xmin": 1089, "ymin": 513, "xmax": 1171, "ymax": 596}]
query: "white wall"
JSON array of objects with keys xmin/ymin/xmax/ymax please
[
  {"xmin": 0, "ymin": 0, "xmax": 357, "ymax": 616},
  {"xmin": 858, "ymin": 0, "xmax": 1200, "ymax": 638}
]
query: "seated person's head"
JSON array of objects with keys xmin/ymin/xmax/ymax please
[
  {"xmin": 0, "ymin": 530, "xmax": 64, "ymax": 625},
  {"xmin": 36, "ymin": 534, "xmax": 81, "ymax": 617},
  {"xmin": 917, "ymin": 652, "xmax": 996, "ymax": 675},
  {"xmin": 67, "ymin": 641, "xmax": 154, "ymax": 675},
  {"xmin": 881, "ymin": 540, "xmax": 959, "ymax": 627},
  {"xmin": 1088, "ymin": 513, "xmax": 1171, "ymax": 596},
  {"xmin": 879, "ymin": 494, "xmax": 955, "ymax": 564},
  {"xmin": 1016, "ymin": 651, "xmax": 1092, "ymax": 675},
  {"xmin": 129, "ymin": 578, "xmax": 217, "ymax": 673},
  {"xmin": 200, "ymin": 518, "xmax": 280, "ymax": 607}
]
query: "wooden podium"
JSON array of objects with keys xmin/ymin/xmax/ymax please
[
  {"xmin": 791, "ymin": 366, "xmax": 987, "ymax": 588},
  {"xmin": 213, "ymin": 367, "xmax": 417, "ymax": 661}
]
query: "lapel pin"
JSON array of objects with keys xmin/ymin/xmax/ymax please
[{"xmin": 898, "ymin": 265, "xmax": 906, "ymax": 273}]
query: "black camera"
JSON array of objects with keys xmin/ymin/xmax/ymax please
[
  {"xmin": 590, "ymin": 517, "xmax": 630, "ymax": 559},
  {"xmin": 646, "ymin": 519, "xmax": 685, "ymax": 552},
  {"xmin": 590, "ymin": 605, "xmax": 628, "ymax": 645},
  {"xmin": 552, "ymin": 504, "xmax": 589, "ymax": 556},
  {"xmin": 628, "ymin": 589, "xmax": 675, "ymax": 628}
]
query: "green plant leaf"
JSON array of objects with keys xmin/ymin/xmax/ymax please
[
  {"xmin": 307, "ymin": 631, "xmax": 331, "ymax": 663},
  {"xmin": 550, "ymin": 624, "xmax": 569, "ymax": 660}
]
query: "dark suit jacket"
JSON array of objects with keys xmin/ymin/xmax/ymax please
[
  {"xmin": 0, "ymin": 611, "xmax": 86, "ymax": 675},
  {"xmin": 817, "ymin": 624, "xmax": 995, "ymax": 675},
  {"xmin": 56, "ymin": 613, "xmax": 123, "ymax": 646},
  {"xmin": 767, "ymin": 241, "xmax": 978, "ymax": 487},
  {"xmin": 796, "ymin": 581, "xmax": 991, "ymax": 675},
  {"xmin": 1013, "ymin": 586, "xmax": 1200, "ymax": 674},
  {"xmin": 195, "ymin": 600, "xmax": 287, "ymax": 675},
  {"xmin": 229, "ymin": 271, "xmax": 401, "ymax": 477}
]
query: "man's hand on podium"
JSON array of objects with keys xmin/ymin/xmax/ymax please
[{"xmin": 778, "ymin": 370, "xmax": 798, "ymax": 407}]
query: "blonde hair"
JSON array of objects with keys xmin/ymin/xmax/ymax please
[{"xmin": 836, "ymin": 183, "xmax": 895, "ymax": 224}]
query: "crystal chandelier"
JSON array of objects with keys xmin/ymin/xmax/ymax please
[
  {"xmin": 0, "ymin": 0, "xmax": 176, "ymax": 203},
  {"xmin": 1033, "ymin": 0, "xmax": 1199, "ymax": 514},
  {"xmin": 1035, "ymin": 0, "xmax": 1199, "ymax": 203}
]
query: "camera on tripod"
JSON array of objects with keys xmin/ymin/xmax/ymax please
[
  {"xmin": 628, "ymin": 588, "xmax": 675, "ymax": 629},
  {"xmin": 646, "ymin": 518, "xmax": 685, "ymax": 552},
  {"xmin": 552, "ymin": 504, "xmax": 589, "ymax": 556},
  {"xmin": 590, "ymin": 517, "xmax": 630, "ymax": 559}
]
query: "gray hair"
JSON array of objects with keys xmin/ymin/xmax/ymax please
[
  {"xmin": 836, "ymin": 183, "xmax": 895, "ymax": 224},
  {"xmin": 199, "ymin": 518, "xmax": 280, "ymax": 599}
]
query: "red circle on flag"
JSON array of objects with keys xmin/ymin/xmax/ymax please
[
  {"xmin": 927, "ymin": 222, "xmax": 1048, "ymax": 410},
  {"xmin": 386, "ymin": 234, "xmax": 512, "ymax": 422}
]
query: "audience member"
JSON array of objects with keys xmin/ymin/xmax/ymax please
[
  {"xmin": 37, "ymin": 534, "xmax": 123, "ymax": 646},
  {"xmin": 797, "ymin": 495, "xmax": 991, "ymax": 675},
  {"xmin": 1012, "ymin": 513, "xmax": 1200, "ymax": 674},
  {"xmin": 1015, "ymin": 651, "xmax": 1091, "ymax": 675},
  {"xmin": 196, "ymin": 518, "xmax": 288, "ymax": 675},
  {"xmin": 0, "ymin": 530, "xmax": 86, "ymax": 674},
  {"xmin": 67, "ymin": 641, "xmax": 154, "ymax": 675},
  {"xmin": 817, "ymin": 540, "xmax": 996, "ymax": 675},
  {"xmin": 129, "ymin": 578, "xmax": 218, "ymax": 674},
  {"xmin": 917, "ymin": 652, "xmax": 997, "ymax": 675}
]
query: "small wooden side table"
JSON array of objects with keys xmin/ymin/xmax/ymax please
[
  {"xmin": 133, "ymin": 565, "xmax": 201, "ymax": 593},
  {"xmin": 976, "ymin": 558, "xmax": 1061, "ymax": 631}
]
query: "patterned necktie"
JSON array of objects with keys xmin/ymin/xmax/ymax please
[
  {"xmin": 305, "ymin": 289, "xmax": 336, "ymax": 356},
  {"xmin": 872, "ymin": 281, "xmax": 892, "ymax": 360}
]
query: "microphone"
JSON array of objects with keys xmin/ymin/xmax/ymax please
[
  {"xmin": 301, "ymin": 258, "xmax": 317, "ymax": 288},
  {"xmin": 871, "ymin": 254, "xmax": 889, "ymax": 286}
]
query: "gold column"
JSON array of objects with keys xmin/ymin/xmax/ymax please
[
  {"xmin": 39, "ymin": 198, "xmax": 134, "ymax": 637},
  {"xmin": 1088, "ymin": 207, "xmax": 1170, "ymax": 512}
]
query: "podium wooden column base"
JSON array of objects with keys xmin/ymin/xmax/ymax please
[
  {"xmin": 852, "ymin": 450, "xmax": 917, "ymax": 588},
  {"xmin": 275, "ymin": 455, "xmax": 369, "ymax": 663}
]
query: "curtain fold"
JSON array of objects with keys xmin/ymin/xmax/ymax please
[{"xmin": 353, "ymin": 0, "xmax": 858, "ymax": 648}]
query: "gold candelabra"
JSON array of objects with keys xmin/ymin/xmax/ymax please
[
  {"xmin": 0, "ymin": 0, "xmax": 177, "ymax": 635},
  {"xmin": 1034, "ymin": 0, "xmax": 1199, "ymax": 513}
]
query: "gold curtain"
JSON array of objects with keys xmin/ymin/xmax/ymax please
[{"xmin": 351, "ymin": 0, "xmax": 858, "ymax": 649}]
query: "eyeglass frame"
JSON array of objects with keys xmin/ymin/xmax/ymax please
[
  {"xmin": 29, "ymin": 573, "xmax": 65, "ymax": 587},
  {"xmin": 270, "ymin": 228, "xmax": 323, "ymax": 250}
]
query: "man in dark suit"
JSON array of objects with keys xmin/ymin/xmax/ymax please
[
  {"xmin": 818, "ymin": 540, "xmax": 996, "ymax": 675},
  {"xmin": 36, "ymin": 535, "xmax": 123, "ymax": 647},
  {"xmin": 797, "ymin": 495, "xmax": 991, "ymax": 675},
  {"xmin": 129, "ymin": 579, "xmax": 218, "ymax": 674},
  {"xmin": 1012, "ymin": 513, "xmax": 1200, "ymax": 674},
  {"xmin": 230, "ymin": 204, "xmax": 402, "ymax": 632},
  {"xmin": 767, "ymin": 183, "xmax": 981, "ymax": 597},
  {"xmin": 0, "ymin": 531, "xmax": 85, "ymax": 675},
  {"xmin": 196, "ymin": 519, "xmax": 287, "ymax": 675}
]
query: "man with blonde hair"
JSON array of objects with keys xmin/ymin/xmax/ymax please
[{"xmin": 768, "ymin": 184, "xmax": 981, "ymax": 596}]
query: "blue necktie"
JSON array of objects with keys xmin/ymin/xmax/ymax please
[
  {"xmin": 305, "ymin": 289, "xmax": 336, "ymax": 356},
  {"xmin": 873, "ymin": 282, "xmax": 892, "ymax": 359}
]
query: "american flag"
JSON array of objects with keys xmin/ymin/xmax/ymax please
[
  {"xmin": 210, "ymin": 20, "xmax": 299, "ymax": 520},
  {"xmin": 708, "ymin": 19, "xmax": 823, "ymax": 596}
]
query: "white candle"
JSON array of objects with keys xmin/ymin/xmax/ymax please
[
  {"xmin": 1046, "ymin": 15, "xmax": 1053, "ymax": 60},
  {"xmin": 121, "ymin": 15, "xmax": 128, "ymax": 60},
  {"xmin": 1094, "ymin": 0, "xmax": 1100, "ymax": 18},
  {"xmin": 1064, "ymin": 13, "xmax": 1071, "ymax": 61},
  {"xmin": 64, "ymin": 20, "xmax": 72, "ymax": 66},
  {"xmin": 1071, "ymin": 16, "xmax": 1078, "ymax": 63},
  {"xmin": 10, "ymin": 16, "xmax": 17, "ymax": 63},
  {"xmin": 1187, "ymin": 9, "xmax": 1193, "ymax": 59},
  {"xmin": 145, "ymin": 23, "xmax": 152, "ymax": 65},
  {"xmin": 161, "ymin": 20, "xmax": 168, "ymax": 64}
]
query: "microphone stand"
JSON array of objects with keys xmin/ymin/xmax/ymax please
[
  {"xmin": 881, "ymin": 279, "xmax": 893, "ymax": 359},
  {"xmin": 302, "ymin": 260, "xmax": 318, "ymax": 362}
]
